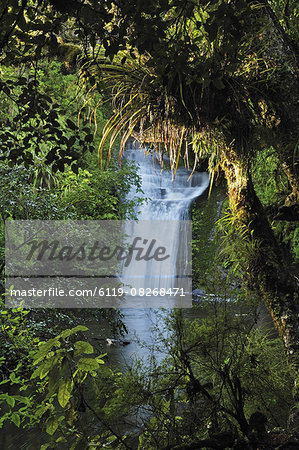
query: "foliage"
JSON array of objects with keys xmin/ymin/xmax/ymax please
[
  {"xmin": 269, "ymin": 0, "xmax": 299, "ymax": 39},
  {"xmin": 252, "ymin": 147, "xmax": 288, "ymax": 211},
  {"xmin": 0, "ymin": 305, "xmax": 108, "ymax": 447},
  {"xmin": 76, "ymin": 0, "xmax": 298, "ymax": 165},
  {"xmin": 129, "ymin": 306, "xmax": 295, "ymax": 448},
  {"xmin": 0, "ymin": 75, "xmax": 94, "ymax": 173},
  {"xmin": 0, "ymin": 161, "xmax": 72, "ymax": 284},
  {"xmin": 192, "ymin": 186, "xmax": 225, "ymax": 288},
  {"xmin": 0, "ymin": 163, "xmax": 70, "ymax": 221},
  {"xmin": 216, "ymin": 207, "xmax": 263, "ymax": 283},
  {"xmin": 0, "ymin": 158, "xmax": 144, "ymax": 289},
  {"xmin": 251, "ymin": 147, "xmax": 299, "ymax": 262},
  {"xmin": 0, "ymin": 2, "xmax": 298, "ymax": 448},
  {"xmin": 57, "ymin": 158, "xmax": 144, "ymax": 220},
  {"xmin": 0, "ymin": 299, "xmax": 35, "ymax": 379},
  {"xmin": 34, "ymin": 304, "xmax": 293, "ymax": 449}
]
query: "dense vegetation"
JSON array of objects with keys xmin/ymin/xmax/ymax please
[{"xmin": 0, "ymin": 0, "xmax": 298, "ymax": 449}]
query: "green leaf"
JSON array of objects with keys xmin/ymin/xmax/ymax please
[
  {"xmin": 59, "ymin": 325, "xmax": 88, "ymax": 339},
  {"xmin": 35, "ymin": 338, "xmax": 61, "ymax": 360},
  {"xmin": 58, "ymin": 379, "xmax": 73, "ymax": 408},
  {"xmin": 12, "ymin": 395, "xmax": 31, "ymax": 405},
  {"xmin": 40, "ymin": 444, "xmax": 51, "ymax": 450},
  {"xmin": 68, "ymin": 136, "xmax": 76, "ymax": 147},
  {"xmin": 31, "ymin": 366, "xmax": 42, "ymax": 379},
  {"xmin": 46, "ymin": 417, "xmax": 59, "ymax": 436},
  {"xmin": 55, "ymin": 436, "xmax": 67, "ymax": 443},
  {"xmin": 39, "ymin": 363, "xmax": 52, "ymax": 380},
  {"xmin": 66, "ymin": 119, "xmax": 77, "ymax": 131},
  {"xmin": 36, "ymin": 404, "xmax": 50, "ymax": 419},
  {"xmin": 77, "ymin": 358, "xmax": 100, "ymax": 372},
  {"xmin": 37, "ymin": 355, "xmax": 61, "ymax": 380},
  {"xmin": 46, "ymin": 365, "xmax": 61, "ymax": 396},
  {"xmin": 84, "ymin": 134, "xmax": 93, "ymax": 143},
  {"xmin": 74, "ymin": 341, "xmax": 94, "ymax": 356},
  {"xmin": 6, "ymin": 396, "xmax": 15, "ymax": 408},
  {"xmin": 106, "ymin": 435, "xmax": 117, "ymax": 444},
  {"xmin": 95, "ymin": 355, "xmax": 105, "ymax": 364},
  {"xmin": 11, "ymin": 412, "xmax": 20, "ymax": 427}
]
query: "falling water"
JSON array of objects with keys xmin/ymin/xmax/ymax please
[
  {"xmin": 124, "ymin": 144, "xmax": 210, "ymax": 220},
  {"xmin": 119, "ymin": 142, "xmax": 210, "ymax": 307}
]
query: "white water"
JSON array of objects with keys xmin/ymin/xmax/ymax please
[
  {"xmin": 120, "ymin": 143, "xmax": 209, "ymax": 305},
  {"xmin": 125, "ymin": 144, "xmax": 210, "ymax": 220}
]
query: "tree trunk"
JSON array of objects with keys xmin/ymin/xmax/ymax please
[
  {"xmin": 221, "ymin": 146, "xmax": 299, "ymax": 368},
  {"xmin": 282, "ymin": 161, "xmax": 299, "ymax": 207}
]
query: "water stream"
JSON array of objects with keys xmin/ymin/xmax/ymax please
[{"xmin": 93, "ymin": 143, "xmax": 210, "ymax": 365}]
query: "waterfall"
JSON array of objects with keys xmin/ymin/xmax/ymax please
[
  {"xmin": 119, "ymin": 142, "xmax": 210, "ymax": 307},
  {"xmin": 124, "ymin": 145, "xmax": 209, "ymax": 220}
]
